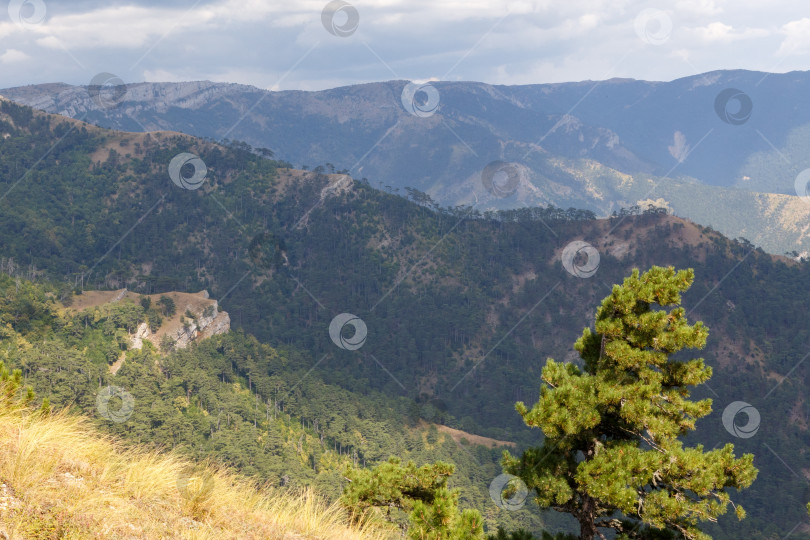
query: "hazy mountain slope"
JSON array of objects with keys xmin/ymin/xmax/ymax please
[
  {"xmin": 5, "ymin": 71, "xmax": 810, "ymax": 256},
  {"xmin": 495, "ymin": 70, "xmax": 810, "ymax": 187},
  {"xmin": 0, "ymin": 100, "xmax": 809, "ymax": 538},
  {"xmin": 11, "ymin": 69, "xmax": 810, "ymax": 189}
]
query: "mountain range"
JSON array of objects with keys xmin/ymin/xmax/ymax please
[{"xmin": 6, "ymin": 69, "xmax": 810, "ymax": 255}]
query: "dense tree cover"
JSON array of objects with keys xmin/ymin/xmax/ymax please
[
  {"xmin": 0, "ymin": 360, "xmax": 36, "ymax": 410},
  {"xmin": 0, "ymin": 272, "xmax": 548, "ymax": 536},
  {"xmin": 0, "ymin": 99, "xmax": 809, "ymax": 537},
  {"xmin": 488, "ymin": 529, "xmax": 577, "ymax": 540},
  {"xmin": 343, "ymin": 457, "xmax": 485, "ymax": 539},
  {"xmin": 505, "ymin": 267, "xmax": 757, "ymax": 540}
]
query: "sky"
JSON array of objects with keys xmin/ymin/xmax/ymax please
[{"xmin": 1, "ymin": 0, "xmax": 810, "ymax": 91}]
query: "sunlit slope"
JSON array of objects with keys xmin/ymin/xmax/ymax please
[{"xmin": 0, "ymin": 392, "xmax": 389, "ymax": 539}]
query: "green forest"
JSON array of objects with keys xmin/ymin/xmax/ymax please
[
  {"xmin": 0, "ymin": 271, "xmax": 550, "ymax": 535},
  {"xmin": 0, "ymin": 99, "xmax": 809, "ymax": 538}
]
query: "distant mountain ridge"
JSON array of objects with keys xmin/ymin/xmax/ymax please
[
  {"xmin": 8, "ymin": 69, "xmax": 810, "ymax": 189},
  {"xmin": 6, "ymin": 70, "xmax": 810, "ymax": 255}
]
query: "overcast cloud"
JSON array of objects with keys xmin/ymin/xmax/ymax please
[{"xmin": 1, "ymin": 0, "xmax": 809, "ymax": 90}]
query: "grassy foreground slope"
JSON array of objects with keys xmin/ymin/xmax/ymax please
[{"xmin": 0, "ymin": 388, "xmax": 389, "ymax": 539}]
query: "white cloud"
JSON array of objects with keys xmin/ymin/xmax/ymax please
[
  {"xmin": 0, "ymin": 49, "xmax": 29, "ymax": 63},
  {"xmin": 671, "ymin": 49, "xmax": 691, "ymax": 63},
  {"xmin": 0, "ymin": 22, "xmax": 19, "ymax": 40},
  {"xmin": 0, "ymin": 0, "xmax": 807, "ymax": 90},
  {"xmin": 686, "ymin": 22, "xmax": 769, "ymax": 43},
  {"xmin": 34, "ymin": 5, "xmax": 208, "ymax": 50},
  {"xmin": 141, "ymin": 69, "xmax": 186, "ymax": 82},
  {"xmin": 777, "ymin": 18, "xmax": 810, "ymax": 56},
  {"xmin": 675, "ymin": 0, "xmax": 722, "ymax": 17}
]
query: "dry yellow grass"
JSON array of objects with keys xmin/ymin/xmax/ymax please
[{"xmin": 0, "ymin": 401, "xmax": 393, "ymax": 539}]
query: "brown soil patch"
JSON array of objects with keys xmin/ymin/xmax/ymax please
[
  {"xmin": 273, "ymin": 169, "xmax": 351, "ymax": 199},
  {"xmin": 419, "ymin": 421, "xmax": 515, "ymax": 449},
  {"xmin": 563, "ymin": 214, "xmax": 795, "ymax": 266},
  {"xmin": 68, "ymin": 289, "xmax": 127, "ymax": 311},
  {"xmin": 68, "ymin": 289, "xmax": 217, "ymax": 344},
  {"xmin": 109, "ymin": 352, "xmax": 126, "ymax": 375},
  {"xmin": 88, "ymin": 130, "xmax": 197, "ymax": 164}
]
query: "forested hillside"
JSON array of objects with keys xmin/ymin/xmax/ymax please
[
  {"xmin": 9, "ymin": 71, "xmax": 810, "ymax": 255},
  {"xmin": 0, "ymin": 273, "xmax": 549, "ymax": 535},
  {"xmin": 0, "ymin": 98, "xmax": 808, "ymax": 538}
]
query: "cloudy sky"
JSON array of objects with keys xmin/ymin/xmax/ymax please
[{"xmin": 1, "ymin": 0, "xmax": 810, "ymax": 91}]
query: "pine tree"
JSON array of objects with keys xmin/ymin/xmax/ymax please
[
  {"xmin": 0, "ymin": 360, "xmax": 38, "ymax": 410},
  {"xmin": 341, "ymin": 457, "xmax": 484, "ymax": 539},
  {"xmin": 503, "ymin": 266, "xmax": 757, "ymax": 540}
]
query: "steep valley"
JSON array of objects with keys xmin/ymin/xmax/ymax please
[{"xmin": 0, "ymin": 98, "xmax": 808, "ymax": 538}]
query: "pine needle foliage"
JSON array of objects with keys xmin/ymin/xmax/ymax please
[
  {"xmin": 503, "ymin": 266, "xmax": 758, "ymax": 540},
  {"xmin": 342, "ymin": 457, "xmax": 485, "ymax": 539}
]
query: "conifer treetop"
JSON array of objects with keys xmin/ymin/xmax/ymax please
[{"xmin": 504, "ymin": 266, "xmax": 758, "ymax": 540}]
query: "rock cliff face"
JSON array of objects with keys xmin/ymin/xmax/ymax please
[
  {"xmin": 2, "ymin": 81, "xmax": 245, "ymax": 118},
  {"xmin": 169, "ymin": 300, "xmax": 231, "ymax": 349},
  {"xmin": 110, "ymin": 291, "xmax": 231, "ymax": 351},
  {"xmin": 130, "ymin": 322, "xmax": 150, "ymax": 350}
]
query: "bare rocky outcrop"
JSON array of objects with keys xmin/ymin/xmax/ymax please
[
  {"xmin": 110, "ymin": 288, "xmax": 128, "ymax": 303},
  {"xmin": 1, "ymin": 81, "xmax": 248, "ymax": 122},
  {"xmin": 294, "ymin": 173, "xmax": 354, "ymax": 229},
  {"xmin": 129, "ymin": 322, "xmax": 150, "ymax": 350},
  {"xmin": 63, "ymin": 290, "xmax": 233, "ymax": 354},
  {"xmin": 168, "ymin": 300, "xmax": 231, "ymax": 349}
]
